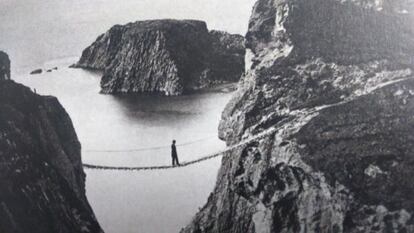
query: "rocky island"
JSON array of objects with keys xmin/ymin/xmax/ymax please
[
  {"xmin": 0, "ymin": 52, "xmax": 103, "ymax": 233},
  {"xmin": 74, "ymin": 19, "xmax": 245, "ymax": 95},
  {"xmin": 183, "ymin": 0, "xmax": 414, "ymax": 232}
]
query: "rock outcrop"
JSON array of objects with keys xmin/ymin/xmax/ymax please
[
  {"xmin": 0, "ymin": 51, "xmax": 10, "ymax": 80},
  {"xmin": 30, "ymin": 68, "xmax": 43, "ymax": 75},
  {"xmin": 183, "ymin": 0, "xmax": 414, "ymax": 232},
  {"xmin": 74, "ymin": 19, "xmax": 245, "ymax": 95},
  {"xmin": 0, "ymin": 55, "xmax": 103, "ymax": 233}
]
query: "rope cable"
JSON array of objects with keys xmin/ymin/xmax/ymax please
[
  {"xmin": 84, "ymin": 135, "xmax": 217, "ymax": 153},
  {"xmin": 83, "ymin": 127, "xmax": 279, "ymax": 171}
]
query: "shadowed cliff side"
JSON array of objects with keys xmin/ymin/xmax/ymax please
[
  {"xmin": 0, "ymin": 51, "xmax": 10, "ymax": 81},
  {"xmin": 0, "ymin": 52, "xmax": 103, "ymax": 233},
  {"xmin": 182, "ymin": 0, "xmax": 414, "ymax": 232},
  {"xmin": 74, "ymin": 19, "xmax": 245, "ymax": 96}
]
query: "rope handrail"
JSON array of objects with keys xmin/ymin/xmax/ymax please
[
  {"xmin": 83, "ymin": 126, "xmax": 279, "ymax": 171},
  {"xmin": 84, "ymin": 135, "xmax": 217, "ymax": 153}
]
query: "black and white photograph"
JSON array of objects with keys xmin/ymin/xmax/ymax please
[{"xmin": 1, "ymin": 0, "xmax": 414, "ymax": 233}]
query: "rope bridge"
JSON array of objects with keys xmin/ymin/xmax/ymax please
[
  {"xmin": 82, "ymin": 127, "xmax": 279, "ymax": 171},
  {"xmin": 82, "ymin": 77, "xmax": 408, "ymax": 172},
  {"xmin": 83, "ymin": 152, "xmax": 223, "ymax": 171}
]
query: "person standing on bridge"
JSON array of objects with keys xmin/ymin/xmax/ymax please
[{"xmin": 171, "ymin": 140, "xmax": 180, "ymax": 166}]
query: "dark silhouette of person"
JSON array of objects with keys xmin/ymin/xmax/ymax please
[{"xmin": 171, "ymin": 140, "xmax": 180, "ymax": 166}]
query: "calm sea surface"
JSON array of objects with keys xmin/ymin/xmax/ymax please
[
  {"xmin": 14, "ymin": 65, "xmax": 231, "ymax": 233},
  {"xmin": 1, "ymin": 0, "xmax": 255, "ymax": 232}
]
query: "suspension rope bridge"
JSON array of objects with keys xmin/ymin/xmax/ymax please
[
  {"xmin": 82, "ymin": 127, "xmax": 279, "ymax": 171},
  {"xmin": 82, "ymin": 77, "xmax": 408, "ymax": 172}
]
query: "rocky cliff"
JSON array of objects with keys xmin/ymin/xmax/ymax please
[
  {"xmin": 0, "ymin": 51, "xmax": 10, "ymax": 81},
  {"xmin": 183, "ymin": 0, "xmax": 414, "ymax": 232},
  {"xmin": 0, "ymin": 56, "xmax": 103, "ymax": 233},
  {"xmin": 74, "ymin": 19, "xmax": 245, "ymax": 95}
]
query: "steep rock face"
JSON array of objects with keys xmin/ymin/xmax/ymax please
[
  {"xmin": 183, "ymin": 0, "xmax": 414, "ymax": 232},
  {"xmin": 75, "ymin": 20, "xmax": 245, "ymax": 95},
  {"xmin": 0, "ymin": 80, "xmax": 103, "ymax": 233},
  {"xmin": 208, "ymin": 30, "xmax": 246, "ymax": 84},
  {"xmin": 0, "ymin": 51, "xmax": 10, "ymax": 81}
]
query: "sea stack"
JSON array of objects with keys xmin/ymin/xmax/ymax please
[
  {"xmin": 74, "ymin": 19, "xmax": 245, "ymax": 95},
  {"xmin": 0, "ymin": 52, "xmax": 103, "ymax": 233},
  {"xmin": 183, "ymin": 0, "xmax": 414, "ymax": 232},
  {"xmin": 0, "ymin": 51, "xmax": 10, "ymax": 80}
]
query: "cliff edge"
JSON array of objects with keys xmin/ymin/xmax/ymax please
[
  {"xmin": 75, "ymin": 19, "xmax": 245, "ymax": 95},
  {"xmin": 183, "ymin": 0, "xmax": 414, "ymax": 232},
  {"xmin": 0, "ymin": 52, "xmax": 103, "ymax": 233},
  {"xmin": 0, "ymin": 51, "xmax": 10, "ymax": 81}
]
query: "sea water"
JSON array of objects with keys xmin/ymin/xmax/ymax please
[
  {"xmin": 1, "ymin": 0, "xmax": 255, "ymax": 232},
  {"xmin": 13, "ymin": 63, "xmax": 231, "ymax": 233}
]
